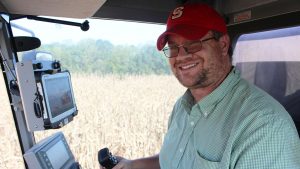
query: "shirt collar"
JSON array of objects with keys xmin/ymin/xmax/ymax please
[{"xmin": 181, "ymin": 89, "xmax": 194, "ymax": 111}]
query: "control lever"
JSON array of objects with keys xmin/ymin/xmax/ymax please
[{"xmin": 98, "ymin": 148, "xmax": 118, "ymax": 169}]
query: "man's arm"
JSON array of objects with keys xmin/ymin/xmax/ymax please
[{"xmin": 112, "ymin": 154, "xmax": 160, "ymax": 169}]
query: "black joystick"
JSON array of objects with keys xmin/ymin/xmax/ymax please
[{"xmin": 98, "ymin": 148, "xmax": 118, "ymax": 169}]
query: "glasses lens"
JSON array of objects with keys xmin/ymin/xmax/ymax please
[
  {"xmin": 185, "ymin": 41, "xmax": 202, "ymax": 54},
  {"xmin": 163, "ymin": 47, "xmax": 178, "ymax": 58}
]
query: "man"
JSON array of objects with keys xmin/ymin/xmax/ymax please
[{"xmin": 101, "ymin": 3, "xmax": 300, "ymax": 169}]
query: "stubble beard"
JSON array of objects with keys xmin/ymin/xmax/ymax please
[{"xmin": 176, "ymin": 69, "xmax": 209, "ymax": 89}]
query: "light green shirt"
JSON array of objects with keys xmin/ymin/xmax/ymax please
[{"xmin": 159, "ymin": 68, "xmax": 300, "ymax": 169}]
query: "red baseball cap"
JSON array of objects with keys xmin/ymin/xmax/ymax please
[{"xmin": 157, "ymin": 3, "xmax": 227, "ymax": 50}]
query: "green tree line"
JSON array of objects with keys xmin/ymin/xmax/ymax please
[{"xmin": 39, "ymin": 39, "xmax": 171, "ymax": 75}]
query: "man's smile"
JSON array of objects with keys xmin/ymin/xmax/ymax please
[{"xmin": 178, "ymin": 62, "xmax": 199, "ymax": 71}]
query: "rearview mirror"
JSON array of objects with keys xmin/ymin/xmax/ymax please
[{"xmin": 14, "ymin": 36, "xmax": 41, "ymax": 52}]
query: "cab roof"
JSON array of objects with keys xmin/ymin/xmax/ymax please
[{"xmin": 1, "ymin": 0, "xmax": 300, "ymax": 38}]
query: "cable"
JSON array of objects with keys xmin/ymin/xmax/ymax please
[{"xmin": 33, "ymin": 89, "xmax": 44, "ymax": 118}]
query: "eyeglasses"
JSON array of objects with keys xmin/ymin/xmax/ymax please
[{"xmin": 162, "ymin": 37, "xmax": 216, "ymax": 58}]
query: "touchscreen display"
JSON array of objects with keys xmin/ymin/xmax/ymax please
[
  {"xmin": 46, "ymin": 140, "xmax": 69, "ymax": 169},
  {"xmin": 44, "ymin": 76, "xmax": 74, "ymax": 118}
]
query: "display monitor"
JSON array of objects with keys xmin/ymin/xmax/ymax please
[
  {"xmin": 23, "ymin": 132, "xmax": 76, "ymax": 169},
  {"xmin": 41, "ymin": 71, "xmax": 77, "ymax": 128}
]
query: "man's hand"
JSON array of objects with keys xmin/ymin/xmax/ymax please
[
  {"xmin": 100, "ymin": 156, "xmax": 133, "ymax": 169},
  {"xmin": 100, "ymin": 154, "xmax": 160, "ymax": 169}
]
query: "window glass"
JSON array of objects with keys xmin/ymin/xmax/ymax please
[
  {"xmin": 0, "ymin": 73, "xmax": 25, "ymax": 168},
  {"xmin": 3, "ymin": 17, "xmax": 185, "ymax": 168},
  {"xmin": 233, "ymin": 26, "xmax": 300, "ymax": 63}
]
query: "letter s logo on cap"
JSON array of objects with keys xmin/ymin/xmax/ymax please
[{"xmin": 172, "ymin": 7, "xmax": 184, "ymax": 19}]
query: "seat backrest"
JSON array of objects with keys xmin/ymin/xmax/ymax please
[{"xmin": 236, "ymin": 61, "xmax": 300, "ymax": 134}]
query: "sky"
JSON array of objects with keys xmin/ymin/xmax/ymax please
[{"xmin": 11, "ymin": 17, "xmax": 166, "ymax": 46}]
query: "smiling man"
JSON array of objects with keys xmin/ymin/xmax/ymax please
[
  {"xmin": 161, "ymin": 30, "xmax": 231, "ymax": 101},
  {"xmin": 101, "ymin": 3, "xmax": 300, "ymax": 169}
]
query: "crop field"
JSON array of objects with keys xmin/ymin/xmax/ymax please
[{"xmin": 0, "ymin": 73, "xmax": 185, "ymax": 169}]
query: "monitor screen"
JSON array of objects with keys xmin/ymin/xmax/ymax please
[
  {"xmin": 46, "ymin": 140, "xmax": 70, "ymax": 169},
  {"xmin": 23, "ymin": 132, "xmax": 75, "ymax": 169},
  {"xmin": 41, "ymin": 72, "xmax": 77, "ymax": 125},
  {"xmin": 44, "ymin": 76, "xmax": 74, "ymax": 118}
]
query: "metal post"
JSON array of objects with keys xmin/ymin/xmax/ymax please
[{"xmin": 0, "ymin": 15, "xmax": 35, "ymax": 168}]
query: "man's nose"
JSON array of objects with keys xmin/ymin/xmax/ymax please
[{"xmin": 177, "ymin": 46, "xmax": 190, "ymax": 58}]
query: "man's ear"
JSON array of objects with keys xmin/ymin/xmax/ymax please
[{"xmin": 218, "ymin": 34, "xmax": 230, "ymax": 56}]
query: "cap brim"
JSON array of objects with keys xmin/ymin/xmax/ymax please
[{"xmin": 157, "ymin": 25, "xmax": 209, "ymax": 50}]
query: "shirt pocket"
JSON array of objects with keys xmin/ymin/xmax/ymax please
[{"xmin": 192, "ymin": 151, "xmax": 220, "ymax": 169}]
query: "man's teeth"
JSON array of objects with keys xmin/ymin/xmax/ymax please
[{"xmin": 181, "ymin": 63, "xmax": 197, "ymax": 70}]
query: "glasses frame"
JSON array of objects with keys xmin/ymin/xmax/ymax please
[{"xmin": 162, "ymin": 36, "xmax": 216, "ymax": 58}]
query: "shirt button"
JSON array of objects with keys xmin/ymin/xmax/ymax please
[
  {"xmin": 204, "ymin": 112, "xmax": 208, "ymax": 117},
  {"xmin": 190, "ymin": 121, "xmax": 195, "ymax": 126},
  {"xmin": 179, "ymin": 148, "xmax": 183, "ymax": 153}
]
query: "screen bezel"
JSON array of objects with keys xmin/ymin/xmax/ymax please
[
  {"xmin": 41, "ymin": 72, "xmax": 77, "ymax": 124},
  {"xmin": 35, "ymin": 132, "xmax": 74, "ymax": 169}
]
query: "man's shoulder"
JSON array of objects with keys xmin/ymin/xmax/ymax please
[
  {"xmin": 234, "ymin": 78, "xmax": 284, "ymax": 110},
  {"xmin": 230, "ymin": 78, "xmax": 296, "ymax": 131}
]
